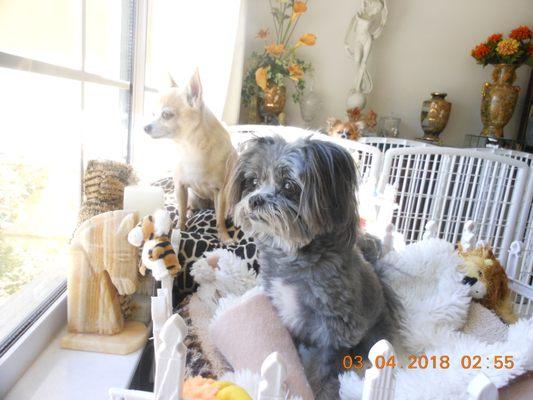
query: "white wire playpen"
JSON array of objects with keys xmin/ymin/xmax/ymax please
[{"xmin": 119, "ymin": 127, "xmax": 532, "ymax": 400}]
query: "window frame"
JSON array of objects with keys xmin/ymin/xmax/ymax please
[{"xmin": 0, "ymin": 0, "xmax": 149, "ymax": 391}]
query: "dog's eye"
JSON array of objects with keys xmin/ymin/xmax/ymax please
[
  {"xmin": 282, "ymin": 180, "xmax": 297, "ymax": 193},
  {"xmin": 478, "ymin": 271, "xmax": 483, "ymax": 277},
  {"xmin": 244, "ymin": 177, "xmax": 258, "ymax": 191},
  {"xmin": 161, "ymin": 110, "xmax": 174, "ymax": 120}
]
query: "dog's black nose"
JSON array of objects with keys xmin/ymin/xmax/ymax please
[
  {"xmin": 144, "ymin": 124, "xmax": 152, "ymax": 134},
  {"xmin": 249, "ymin": 194, "xmax": 265, "ymax": 209},
  {"xmin": 462, "ymin": 276, "xmax": 478, "ymax": 286}
]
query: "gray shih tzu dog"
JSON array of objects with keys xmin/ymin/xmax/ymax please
[{"xmin": 227, "ymin": 136, "xmax": 400, "ymax": 399}]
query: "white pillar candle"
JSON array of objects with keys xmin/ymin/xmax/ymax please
[{"xmin": 123, "ymin": 185, "xmax": 165, "ymax": 219}]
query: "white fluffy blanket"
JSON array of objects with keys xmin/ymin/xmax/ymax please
[{"xmin": 341, "ymin": 239, "xmax": 533, "ymax": 400}]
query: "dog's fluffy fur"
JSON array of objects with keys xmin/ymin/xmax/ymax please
[
  {"xmin": 144, "ymin": 70, "xmax": 236, "ymax": 242},
  {"xmin": 227, "ymin": 136, "xmax": 400, "ymax": 399}
]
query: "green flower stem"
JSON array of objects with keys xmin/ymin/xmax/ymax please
[{"xmin": 269, "ymin": 0, "xmax": 280, "ymax": 39}]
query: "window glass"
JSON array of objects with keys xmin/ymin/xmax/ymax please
[
  {"xmin": 0, "ymin": 68, "xmax": 82, "ymax": 344},
  {"xmin": 0, "ymin": 0, "xmax": 82, "ymax": 69},
  {"xmin": 83, "ymin": 82, "xmax": 130, "ymax": 163},
  {"xmin": 85, "ymin": 0, "xmax": 133, "ymax": 80}
]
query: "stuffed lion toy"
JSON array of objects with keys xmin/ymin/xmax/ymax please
[{"xmin": 459, "ymin": 244, "xmax": 518, "ymax": 324}]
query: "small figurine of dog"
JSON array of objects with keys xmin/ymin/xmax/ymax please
[
  {"xmin": 459, "ymin": 244, "xmax": 517, "ymax": 324},
  {"xmin": 326, "ymin": 118, "xmax": 363, "ymax": 141},
  {"xmin": 327, "ymin": 108, "xmax": 378, "ymax": 141}
]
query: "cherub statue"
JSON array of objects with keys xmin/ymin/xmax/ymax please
[{"xmin": 344, "ymin": 0, "xmax": 388, "ymax": 109}]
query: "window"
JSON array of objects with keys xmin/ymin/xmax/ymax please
[
  {"xmin": 0, "ymin": 0, "xmax": 136, "ymax": 353},
  {"xmin": 133, "ymin": 0, "xmax": 244, "ymax": 182}
]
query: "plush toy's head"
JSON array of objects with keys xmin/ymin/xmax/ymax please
[
  {"xmin": 127, "ymin": 209, "xmax": 179, "ymax": 278},
  {"xmin": 326, "ymin": 117, "xmax": 362, "ymax": 141},
  {"xmin": 127, "ymin": 209, "xmax": 172, "ymax": 247},
  {"xmin": 459, "ymin": 245, "xmax": 510, "ymax": 306}
]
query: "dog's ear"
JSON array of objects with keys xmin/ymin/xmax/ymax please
[
  {"xmin": 224, "ymin": 152, "xmax": 242, "ymax": 216},
  {"xmin": 186, "ymin": 68, "xmax": 203, "ymax": 108},
  {"xmin": 168, "ymin": 73, "xmax": 178, "ymax": 88},
  {"xmin": 299, "ymin": 139, "xmax": 359, "ymax": 245}
]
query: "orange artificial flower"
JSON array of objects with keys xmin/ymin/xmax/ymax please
[
  {"xmin": 291, "ymin": 1, "xmax": 307, "ymax": 21},
  {"xmin": 509, "ymin": 25, "xmax": 532, "ymax": 41},
  {"xmin": 487, "ymin": 33, "xmax": 502, "ymax": 43},
  {"xmin": 296, "ymin": 33, "xmax": 317, "ymax": 47},
  {"xmin": 293, "ymin": 1, "xmax": 307, "ymax": 13},
  {"xmin": 265, "ymin": 43, "xmax": 285, "ymax": 56},
  {"xmin": 255, "ymin": 67, "xmax": 268, "ymax": 91},
  {"xmin": 288, "ymin": 63, "xmax": 304, "ymax": 81},
  {"xmin": 496, "ymin": 38, "xmax": 520, "ymax": 56},
  {"xmin": 471, "ymin": 43, "xmax": 490, "ymax": 59},
  {"xmin": 256, "ymin": 28, "xmax": 269, "ymax": 39}
]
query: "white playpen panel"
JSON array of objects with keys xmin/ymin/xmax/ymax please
[
  {"xmin": 475, "ymin": 148, "xmax": 533, "ymax": 318},
  {"xmin": 360, "ymin": 137, "xmax": 435, "ymax": 153},
  {"xmin": 228, "ymin": 125, "xmax": 383, "ymax": 184},
  {"xmin": 378, "ymin": 147, "xmax": 529, "ymax": 261}
]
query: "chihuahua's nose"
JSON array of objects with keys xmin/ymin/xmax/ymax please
[
  {"xmin": 340, "ymin": 130, "xmax": 347, "ymax": 139},
  {"xmin": 462, "ymin": 276, "xmax": 478, "ymax": 286},
  {"xmin": 249, "ymin": 194, "xmax": 265, "ymax": 209},
  {"xmin": 144, "ymin": 124, "xmax": 152, "ymax": 134}
]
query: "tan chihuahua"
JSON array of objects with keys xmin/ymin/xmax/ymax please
[{"xmin": 144, "ymin": 69, "xmax": 236, "ymax": 242}]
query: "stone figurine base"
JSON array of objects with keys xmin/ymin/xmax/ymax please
[{"xmin": 60, "ymin": 321, "xmax": 149, "ymax": 355}]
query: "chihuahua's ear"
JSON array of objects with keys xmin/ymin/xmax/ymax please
[
  {"xmin": 186, "ymin": 68, "xmax": 203, "ymax": 108},
  {"xmin": 168, "ymin": 73, "xmax": 178, "ymax": 88}
]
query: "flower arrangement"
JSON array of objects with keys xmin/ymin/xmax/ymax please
[
  {"xmin": 471, "ymin": 25, "xmax": 533, "ymax": 67},
  {"xmin": 242, "ymin": 0, "xmax": 316, "ymax": 105}
]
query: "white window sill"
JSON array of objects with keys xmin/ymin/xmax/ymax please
[{"xmin": 3, "ymin": 293, "xmax": 146, "ymax": 400}]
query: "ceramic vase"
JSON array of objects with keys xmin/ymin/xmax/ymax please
[
  {"xmin": 480, "ymin": 64, "xmax": 520, "ymax": 138},
  {"xmin": 420, "ymin": 92, "xmax": 451, "ymax": 144}
]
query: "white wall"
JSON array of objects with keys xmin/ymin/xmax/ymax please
[{"xmin": 243, "ymin": 0, "xmax": 532, "ymax": 146}]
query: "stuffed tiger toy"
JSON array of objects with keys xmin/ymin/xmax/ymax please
[{"xmin": 127, "ymin": 209, "xmax": 181, "ymax": 279}]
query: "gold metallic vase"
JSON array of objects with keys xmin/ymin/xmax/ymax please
[
  {"xmin": 262, "ymin": 85, "xmax": 287, "ymax": 116},
  {"xmin": 480, "ymin": 64, "xmax": 520, "ymax": 138},
  {"xmin": 420, "ymin": 92, "xmax": 452, "ymax": 144}
]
